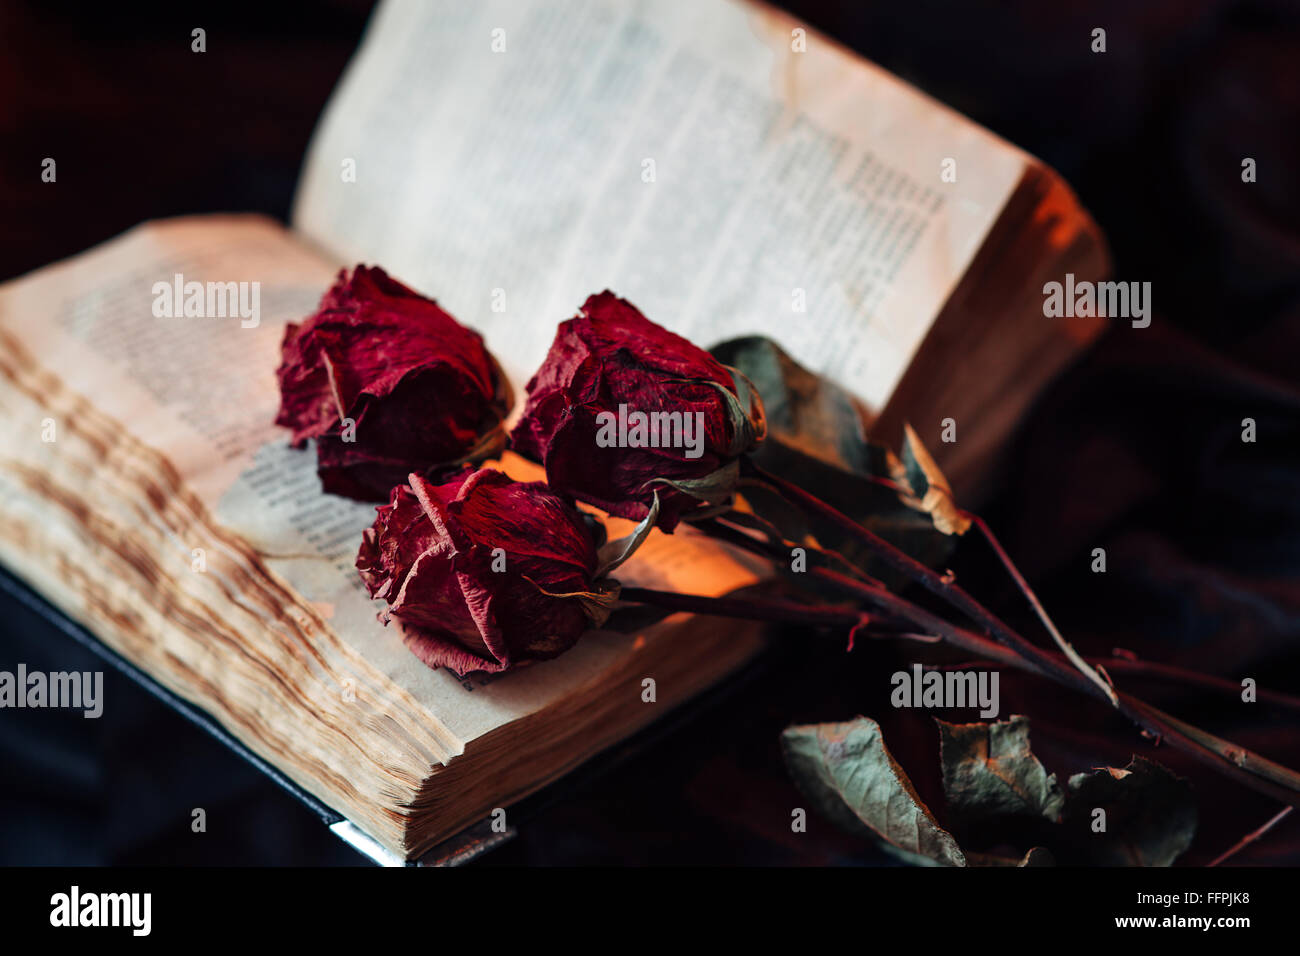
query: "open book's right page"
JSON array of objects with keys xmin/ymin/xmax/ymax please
[{"xmin": 292, "ymin": 0, "xmax": 1027, "ymax": 410}]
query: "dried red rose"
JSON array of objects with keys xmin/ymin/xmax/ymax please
[
  {"xmin": 356, "ymin": 467, "xmax": 614, "ymax": 676},
  {"xmin": 275, "ymin": 266, "xmax": 511, "ymax": 501},
  {"xmin": 510, "ymin": 291, "xmax": 765, "ymax": 532}
]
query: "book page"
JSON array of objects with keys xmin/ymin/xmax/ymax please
[
  {"xmin": 293, "ymin": 0, "xmax": 1027, "ymax": 409},
  {"xmin": 0, "ymin": 216, "xmax": 761, "ymax": 757}
]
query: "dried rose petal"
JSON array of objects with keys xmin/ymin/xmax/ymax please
[
  {"xmin": 510, "ymin": 291, "xmax": 764, "ymax": 531},
  {"xmin": 276, "ymin": 266, "xmax": 511, "ymax": 501},
  {"xmin": 356, "ymin": 467, "xmax": 606, "ymax": 676}
]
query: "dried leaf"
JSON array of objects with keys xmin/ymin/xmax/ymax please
[
  {"xmin": 596, "ymin": 490, "xmax": 660, "ymax": 577},
  {"xmin": 1064, "ymin": 756, "xmax": 1197, "ymax": 866},
  {"xmin": 967, "ymin": 846, "xmax": 1056, "ymax": 866},
  {"xmin": 686, "ymin": 369, "xmax": 767, "ymax": 456},
  {"xmin": 708, "ymin": 336, "xmax": 870, "ymax": 473},
  {"xmin": 897, "ymin": 423, "xmax": 971, "ymax": 536},
  {"xmin": 781, "ymin": 717, "xmax": 966, "ymax": 867},
  {"xmin": 1019, "ymin": 846, "xmax": 1055, "ymax": 866},
  {"xmin": 938, "ymin": 715, "xmax": 1065, "ymax": 823},
  {"xmin": 524, "ymin": 576, "xmax": 622, "ymax": 629},
  {"xmin": 643, "ymin": 459, "xmax": 741, "ymax": 506},
  {"xmin": 710, "ymin": 336, "xmax": 961, "ymax": 576}
]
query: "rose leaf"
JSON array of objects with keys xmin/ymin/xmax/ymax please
[
  {"xmin": 1064, "ymin": 756, "xmax": 1198, "ymax": 866},
  {"xmin": 937, "ymin": 715, "xmax": 1065, "ymax": 823},
  {"xmin": 781, "ymin": 716, "xmax": 966, "ymax": 867}
]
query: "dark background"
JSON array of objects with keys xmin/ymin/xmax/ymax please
[{"xmin": 1, "ymin": 0, "xmax": 1297, "ymax": 865}]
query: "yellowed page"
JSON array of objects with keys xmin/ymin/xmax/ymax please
[
  {"xmin": 0, "ymin": 215, "xmax": 762, "ymax": 758},
  {"xmin": 293, "ymin": 0, "xmax": 1027, "ymax": 409}
]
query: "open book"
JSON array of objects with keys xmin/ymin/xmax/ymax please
[{"xmin": 0, "ymin": 0, "xmax": 1106, "ymax": 861}]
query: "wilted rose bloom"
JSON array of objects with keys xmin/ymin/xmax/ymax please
[
  {"xmin": 356, "ymin": 467, "xmax": 608, "ymax": 676},
  {"xmin": 511, "ymin": 291, "xmax": 765, "ymax": 531},
  {"xmin": 275, "ymin": 266, "xmax": 511, "ymax": 501}
]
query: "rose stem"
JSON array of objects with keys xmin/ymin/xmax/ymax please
[
  {"xmin": 959, "ymin": 508, "xmax": 1115, "ymax": 702},
  {"xmin": 615, "ymin": 585, "xmax": 866, "ymax": 631},
  {"xmin": 1208, "ymin": 806, "xmax": 1294, "ymax": 867},
  {"xmin": 696, "ymin": 515, "xmax": 1300, "ymax": 804},
  {"xmin": 720, "ymin": 504, "xmax": 885, "ymax": 587},
  {"xmin": 703, "ymin": 515, "xmax": 1261, "ymax": 696},
  {"xmin": 832, "ymin": 572, "xmax": 1300, "ymax": 807},
  {"xmin": 745, "ymin": 461, "xmax": 1116, "ymax": 700},
  {"xmin": 768, "ymin": 476, "xmax": 1110, "ymax": 701},
  {"xmin": 926, "ymin": 658, "xmax": 1300, "ymax": 714}
]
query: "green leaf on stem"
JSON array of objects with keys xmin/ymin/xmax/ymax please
[
  {"xmin": 937, "ymin": 715, "xmax": 1065, "ymax": 823},
  {"xmin": 781, "ymin": 716, "xmax": 967, "ymax": 867}
]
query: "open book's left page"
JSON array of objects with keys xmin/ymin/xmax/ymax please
[{"xmin": 0, "ymin": 215, "xmax": 762, "ymax": 852}]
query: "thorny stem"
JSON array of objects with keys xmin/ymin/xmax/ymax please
[
  {"xmin": 828, "ymin": 564, "xmax": 1300, "ymax": 808},
  {"xmin": 693, "ymin": 504, "xmax": 1300, "ymax": 808},
  {"xmin": 699, "ymin": 515, "xmax": 885, "ymax": 588},
  {"xmin": 928, "ymin": 657, "xmax": 1300, "ymax": 715},
  {"xmin": 746, "ymin": 461, "xmax": 1116, "ymax": 700},
  {"xmin": 1120, "ymin": 698, "xmax": 1300, "ymax": 806},
  {"xmin": 961, "ymin": 508, "xmax": 1117, "ymax": 704}
]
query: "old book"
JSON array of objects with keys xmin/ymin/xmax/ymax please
[{"xmin": 0, "ymin": 0, "xmax": 1105, "ymax": 860}]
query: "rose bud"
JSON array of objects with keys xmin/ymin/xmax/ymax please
[
  {"xmin": 275, "ymin": 266, "xmax": 511, "ymax": 501},
  {"xmin": 356, "ymin": 467, "xmax": 616, "ymax": 676},
  {"xmin": 510, "ymin": 291, "xmax": 765, "ymax": 532}
]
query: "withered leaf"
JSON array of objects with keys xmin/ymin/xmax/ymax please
[
  {"xmin": 709, "ymin": 336, "xmax": 961, "ymax": 577},
  {"xmin": 781, "ymin": 716, "xmax": 966, "ymax": 867},
  {"xmin": 1019, "ymin": 846, "xmax": 1055, "ymax": 866},
  {"xmin": 897, "ymin": 423, "xmax": 971, "ymax": 536},
  {"xmin": 966, "ymin": 846, "xmax": 1056, "ymax": 866},
  {"xmin": 938, "ymin": 715, "xmax": 1065, "ymax": 823},
  {"xmin": 708, "ymin": 335, "xmax": 872, "ymax": 474},
  {"xmin": 1064, "ymin": 756, "xmax": 1197, "ymax": 866}
]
